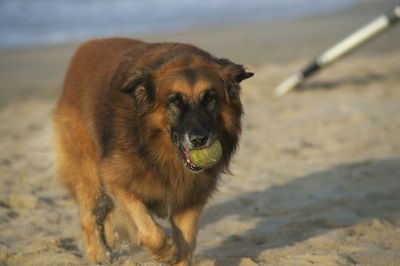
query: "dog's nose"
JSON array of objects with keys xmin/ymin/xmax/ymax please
[{"xmin": 189, "ymin": 131, "xmax": 209, "ymax": 147}]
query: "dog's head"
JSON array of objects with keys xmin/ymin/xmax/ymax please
[{"xmin": 111, "ymin": 47, "xmax": 253, "ymax": 173}]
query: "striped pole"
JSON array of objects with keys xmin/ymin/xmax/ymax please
[{"xmin": 274, "ymin": 5, "xmax": 400, "ymax": 97}]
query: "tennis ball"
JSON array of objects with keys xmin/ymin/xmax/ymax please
[{"xmin": 189, "ymin": 140, "xmax": 222, "ymax": 169}]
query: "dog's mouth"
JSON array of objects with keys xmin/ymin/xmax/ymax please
[{"xmin": 178, "ymin": 146, "xmax": 203, "ymax": 172}]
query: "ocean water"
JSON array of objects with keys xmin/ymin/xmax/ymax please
[{"xmin": 0, "ymin": 0, "xmax": 356, "ymax": 50}]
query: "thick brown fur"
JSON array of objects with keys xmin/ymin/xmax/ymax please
[{"xmin": 53, "ymin": 37, "xmax": 253, "ymax": 265}]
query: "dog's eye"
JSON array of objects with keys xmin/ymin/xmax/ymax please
[
  {"xmin": 203, "ymin": 90, "xmax": 217, "ymax": 111},
  {"xmin": 167, "ymin": 94, "xmax": 184, "ymax": 112}
]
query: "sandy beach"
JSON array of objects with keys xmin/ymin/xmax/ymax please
[{"xmin": 1, "ymin": 1, "xmax": 400, "ymax": 265}]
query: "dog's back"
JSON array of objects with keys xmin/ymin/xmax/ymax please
[{"xmin": 53, "ymin": 38, "xmax": 141, "ymax": 194}]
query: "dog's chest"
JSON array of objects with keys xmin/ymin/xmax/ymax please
[{"xmin": 143, "ymin": 172, "xmax": 216, "ymax": 217}]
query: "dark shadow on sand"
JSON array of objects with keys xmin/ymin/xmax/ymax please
[
  {"xmin": 199, "ymin": 157, "xmax": 400, "ymax": 264},
  {"xmin": 299, "ymin": 72, "xmax": 388, "ymax": 91}
]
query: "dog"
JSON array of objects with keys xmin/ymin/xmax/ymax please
[{"xmin": 53, "ymin": 37, "xmax": 253, "ymax": 265}]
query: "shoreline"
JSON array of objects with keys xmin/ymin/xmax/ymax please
[{"xmin": 0, "ymin": 1, "xmax": 399, "ymax": 109}]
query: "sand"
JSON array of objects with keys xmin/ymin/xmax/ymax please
[{"xmin": 1, "ymin": 1, "xmax": 400, "ymax": 265}]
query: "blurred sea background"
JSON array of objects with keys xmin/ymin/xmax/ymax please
[{"xmin": 0, "ymin": 0, "xmax": 356, "ymax": 50}]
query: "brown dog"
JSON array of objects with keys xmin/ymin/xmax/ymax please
[{"xmin": 53, "ymin": 37, "xmax": 253, "ymax": 265}]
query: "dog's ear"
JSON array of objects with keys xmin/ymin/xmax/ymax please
[
  {"xmin": 111, "ymin": 60, "xmax": 155, "ymax": 110},
  {"xmin": 217, "ymin": 58, "xmax": 254, "ymax": 84},
  {"xmin": 216, "ymin": 58, "xmax": 254, "ymax": 103},
  {"xmin": 120, "ymin": 71, "xmax": 155, "ymax": 109}
]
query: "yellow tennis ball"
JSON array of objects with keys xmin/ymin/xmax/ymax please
[{"xmin": 189, "ymin": 140, "xmax": 222, "ymax": 169}]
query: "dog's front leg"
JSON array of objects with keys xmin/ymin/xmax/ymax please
[
  {"xmin": 171, "ymin": 205, "xmax": 204, "ymax": 266},
  {"xmin": 108, "ymin": 186, "xmax": 177, "ymax": 263}
]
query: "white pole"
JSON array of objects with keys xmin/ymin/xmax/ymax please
[{"xmin": 274, "ymin": 5, "xmax": 400, "ymax": 97}]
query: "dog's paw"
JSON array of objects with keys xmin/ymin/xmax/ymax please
[
  {"xmin": 86, "ymin": 247, "xmax": 110, "ymax": 264},
  {"xmin": 152, "ymin": 235, "xmax": 177, "ymax": 264},
  {"xmin": 140, "ymin": 226, "xmax": 177, "ymax": 264}
]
